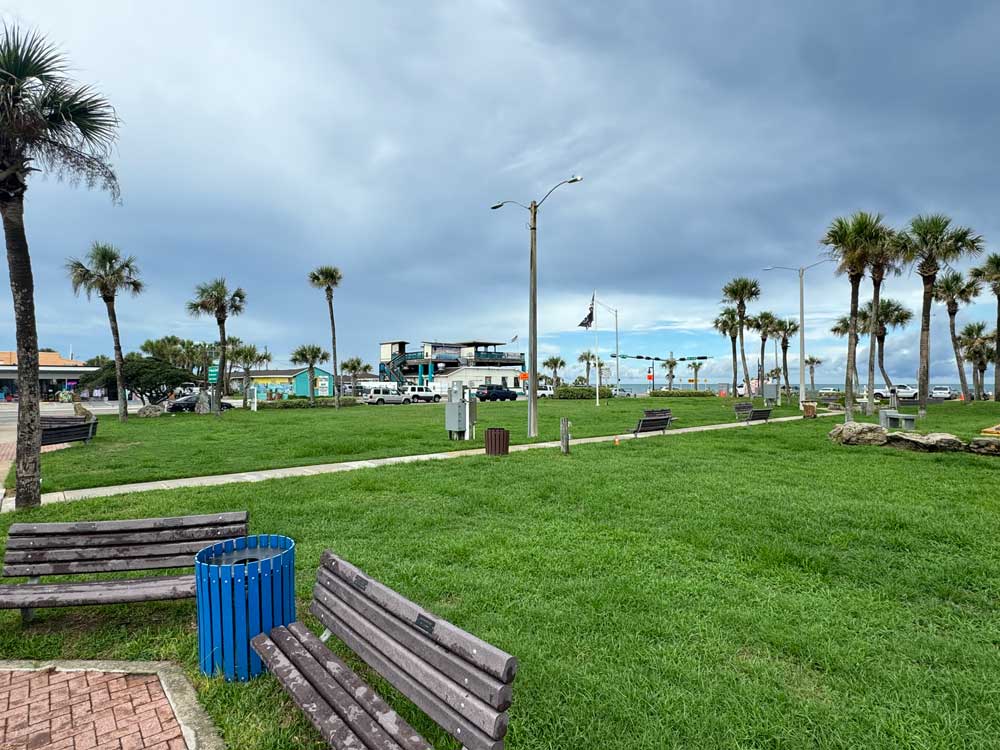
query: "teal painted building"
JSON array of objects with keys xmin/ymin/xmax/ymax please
[{"xmin": 293, "ymin": 366, "xmax": 333, "ymax": 397}]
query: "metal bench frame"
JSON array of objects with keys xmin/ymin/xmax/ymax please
[
  {"xmin": 39, "ymin": 416, "xmax": 98, "ymax": 446},
  {"xmin": 634, "ymin": 409, "xmax": 676, "ymax": 435},
  {"xmin": 743, "ymin": 407, "xmax": 773, "ymax": 423},
  {"xmin": 252, "ymin": 550, "xmax": 518, "ymax": 750},
  {"xmin": 733, "ymin": 401, "xmax": 754, "ymax": 417},
  {"xmin": 0, "ymin": 511, "xmax": 249, "ymax": 624}
]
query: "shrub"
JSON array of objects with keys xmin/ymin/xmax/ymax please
[
  {"xmin": 555, "ymin": 385, "xmax": 613, "ymax": 400},
  {"xmin": 258, "ymin": 397, "xmax": 359, "ymax": 409},
  {"xmin": 649, "ymin": 389, "xmax": 715, "ymax": 398}
]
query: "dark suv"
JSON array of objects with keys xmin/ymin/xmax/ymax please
[{"xmin": 475, "ymin": 384, "xmax": 518, "ymax": 402}]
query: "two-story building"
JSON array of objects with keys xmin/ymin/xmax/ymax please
[{"xmin": 379, "ymin": 340, "xmax": 525, "ymax": 391}]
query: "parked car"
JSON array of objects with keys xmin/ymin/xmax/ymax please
[
  {"xmin": 401, "ymin": 384, "xmax": 441, "ymax": 403},
  {"xmin": 610, "ymin": 386, "xmax": 634, "ymax": 398},
  {"xmin": 537, "ymin": 385, "xmax": 555, "ymax": 398},
  {"xmin": 167, "ymin": 393, "xmax": 233, "ymax": 412},
  {"xmin": 362, "ymin": 386, "xmax": 411, "ymax": 405},
  {"xmin": 930, "ymin": 386, "xmax": 955, "ymax": 400},
  {"xmin": 475, "ymin": 384, "xmax": 518, "ymax": 402},
  {"xmin": 818, "ymin": 387, "xmax": 841, "ymax": 397},
  {"xmin": 873, "ymin": 384, "xmax": 918, "ymax": 399}
]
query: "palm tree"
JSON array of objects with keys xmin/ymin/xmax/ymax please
[
  {"xmin": 773, "ymin": 318, "xmax": 800, "ymax": 395},
  {"xmin": 721, "ymin": 277, "xmax": 761, "ymax": 392},
  {"xmin": 713, "ymin": 307, "xmax": 740, "ymax": 396},
  {"xmin": 748, "ymin": 311, "xmax": 778, "ymax": 393},
  {"xmin": 187, "ymin": 279, "xmax": 246, "ymax": 416},
  {"xmin": 1, "ymin": 27, "xmax": 119, "ymax": 508},
  {"xmin": 231, "ymin": 343, "xmax": 270, "ymax": 408},
  {"xmin": 662, "ymin": 357, "xmax": 678, "ymax": 391},
  {"xmin": 933, "ymin": 271, "xmax": 981, "ymax": 402},
  {"xmin": 804, "ymin": 356, "xmax": 822, "ymax": 390},
  {"xmin": 970, "ymin": 253, "xmax": 1000, "ymax": 399},
  {"xmin": 823, "ymin": 211, "xmax": 890, "ymax": 421},
  {"xmin": 577, "ymin": 350, "xmax": 595, "ymax": 385},
  {"xmin": 860, "ymin": 298, "xmax": 912, "ymax": 390},
  {"xmin": 897, "ymin": 214, "xmax": 984, "ymax": 415},
  {"xmin": 960, "ymin": 323, "xmax": 991, "ymax": 399},
  {"xmin": 290, "ymin": 344, "xmax": 330, "ymax": 406},
  {"xmin": 831, "ymin": 315, "xmax": 862, "ymax": 390},
  {"xmin": 308, "ymin": 266, "xmax": 343, "ymax": 409},
  {"xmin": 542, "ymin": 356, "xmax": 566, "ymax": 386},
  {"xmin": 862, "ymin": 226, "xmax": 901, "ymax": 414},
  {"xmin": 341, "ymin": 356, "xmax": 372, "ymax": 395},
  {"xmin": 65, "ymin": 243, "xmax": 142, "ymax": 423},
  {"xmin": 687, "ymin": 361, "xmax": 703, "ymax": 391}
]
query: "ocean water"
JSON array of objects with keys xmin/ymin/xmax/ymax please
[{"xmin": 608, "ymin": 382, "xmax": 967, "ymax": 395}]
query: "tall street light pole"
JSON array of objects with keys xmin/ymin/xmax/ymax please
[
  {"xmin": 764, "ymin": 258, "xmax": 833, "ymax": 408},
  {"xmin": 492, "ymin": 176, "xmax": 583, "ymax": 438}
]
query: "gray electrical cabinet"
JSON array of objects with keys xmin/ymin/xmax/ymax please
[{"xmin": 445, "ymin": 382, "xmax": 477, "ymax": 440}]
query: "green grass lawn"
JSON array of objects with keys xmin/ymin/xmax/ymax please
[
  {"xmin": 1, "ymin": 416, "xmax": 998, "ymax": 748},
  {"xmin": 9, "ymin": 396, "xmax": 806, "ymax": 492}
]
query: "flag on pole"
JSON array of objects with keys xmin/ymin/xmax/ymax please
[
  {"xmin": 510, "ymin": 334, "xmax": 518, "ymax": 344},
  {"xmin": 578, "ymin": 294, "xmax": 595, "ymax": 329}
]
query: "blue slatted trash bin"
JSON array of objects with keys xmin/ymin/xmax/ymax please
[{"xmin": 195, "ymin": 534, "xmax": 296, "ymax": 681}]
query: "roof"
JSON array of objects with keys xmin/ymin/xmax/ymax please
[
  {"xmin": 379, "ymin": 340, "xmax": 409, "ymax": 345},
  {"xmin": 455, "ymin": 340, "xmax": 506, "ymax": 347},
  {"xmin": 245, "ymin": 367, "xmax": 334, "ymax": 379},
  {"xmin": 0, "ymin": 351, "xmax": 87, "ymax": 367}
]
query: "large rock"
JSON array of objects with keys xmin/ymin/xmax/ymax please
[
  {"xmin": 194, "ymin": 390, "xmax": 212, "ymax": 415},
  {"xmin": 136, "ymin": 403, "xmax": 165, "ymax": 418},
  {"xmin": 967, "ymin": 437, "xmax": 1000, "ymax": 456},
  {"xmin": 885, "ymin": 431, "xmax": 966, "ymax": 452},
  {"xmin": 828, "ymin": 421, "xmax": 888, "ymax": 446},
  {"xmin": 73, "ymin": 402, "xmax": 94, "ymax": 420}
]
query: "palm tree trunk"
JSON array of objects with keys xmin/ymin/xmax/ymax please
[
  {"xmin": 947, "ymin": 309, "xmax": 971, "ymax": 403},
  {"xmin": 781, "ymin": 341, "xmax": 790, "ymax": 395},
  {"xmin": 979, "ymin": 364, "xmax": 987, "ymax": 399},
  {"xmin": 243, "ymin": 366, "xmax": 252, "ymax": 408},
  {"xmin": 308, "ymin": 365, "xmax": 316, "ymax": 406},
  {"xmin": 737, "ymin": 309, "xmax": 751, "ymax": 394},
  {"xmin": 103, "ymin": 296, "xmax": 128, "ymax": 423},
  {"xmin": 326, "ymin": 290, "xmax": 340, "ymax": 409},
  {"xmin": 215, "ymin": 320, "xmax": 227, "ymax": 417},
  {"xmin": 994, "ymin": 294, "xmax": 1000, "ymax": 400},
  {"xmin": 845, "ymin": 275, "xmax": 861, "ymax": 422},
  {"xmin": 585, "ymin": 363, "xmax": 591, "ymax": 385},
  {"xmin": 730, "ymin": 335, "xmax": 738, "ymax": 397},
  {"xmin": 917, "ymin": 274, "xmax": 934, "ymax": 417},
  {"xmin": 877, "ymin": 333, "xmax": 892, "ymax": 390},
  {"xmin": 2, "ymin": 196, "xmax": 41, "ymax": 508},
  {"xmin": 758, "ymin": 337, "xmax": 766, "ymax": 396},
  {"xmin": 865, "ymin": 277, "xmax": 882, "ymax": 416},
  {"xmin": 808, "ymin": 366, "xmax": 815, "ymax": 390}
]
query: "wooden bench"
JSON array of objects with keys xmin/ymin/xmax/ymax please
[
  {"xmin": 39, "ymin": 416, "xmax": 98, "ymax": 446},
  {"xmin": 633, "ymin": 408, "xmax": 676, "ymax": 435},
  {"xmin": 0, "ymin": 511, "xmax": 249, "ymax": 624},
  {"xmin": 742, "ymin": 407, "xmax": 773, "ymax": 423},
  {"xmin": 252, "ymin": 551, "xmax": 518, "ymax": 750},
  {"xmin": 733, "ymin": 401, "xmax": 754, "ymax": 418}
]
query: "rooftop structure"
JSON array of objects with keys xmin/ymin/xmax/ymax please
[{"xmin": 379, "ymin": 339, "xmax": 524, "ymax": 385}]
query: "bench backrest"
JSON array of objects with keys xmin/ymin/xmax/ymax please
[
  {"xmin": 2, "ymin": 511, "xmax": 250, "ymax": 579},
  {"xmin": 39, "ymin": 416, "xmax": 90, "ymax": 428},
  {"xmin": 643, "ymin": 409, "xmax": 672, "ymax": 418},
  {"xmin": 311, "ymin": 551, "xmax": 517, "ymax": 750},
  {"xmin": 40, "ymin": 421, "xmax": 97, "ymax": 446},
  {"xmin": 734, "ymin": 402, "xmax": 753, "ymax": 413},
  {"xmin": 746, "ymin": 408, "xmax": 772, "ymax": 421}
]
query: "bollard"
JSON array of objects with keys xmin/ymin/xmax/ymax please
[{"xmin": 560, "ymin": 417, "xmax": 571, "ymax": 454}]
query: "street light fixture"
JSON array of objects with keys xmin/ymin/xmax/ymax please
[
  {"xmin": 763, "ymin": 258, "xmax": 833, "ymax": 408},
  {"xmin": 491, "ymin": 176, "xmax": 583, "ymax": 438}
]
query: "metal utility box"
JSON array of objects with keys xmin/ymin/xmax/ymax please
[
  {"xmin": 446, "ymin": 382, "xmax": 477, "ymax": 440},
  {"xmin": 762, "ymin": 383, "xmax": 779, "ymax": 405}
]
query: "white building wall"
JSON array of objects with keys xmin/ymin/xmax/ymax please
[{"xmin": 427, "ymin": 366, "xmax": 524, "ymax": 393}]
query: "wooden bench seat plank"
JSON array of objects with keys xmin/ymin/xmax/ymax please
[
  {"xmin": 321, "ymin": 552, "xmax": 517, "ymax": 684},
  {"xmin": 313, "ymin": 587, "xmax": 505, "ymax": 739},
  {"xmin": 0, "ymin": 574, "xmax": 195, "ymax": 609},
  {"xmin": 316, "ymin": 568, "xmax": 512, "ymax": 710},
  {"xmin": 252, "ymin": 634, "xmax": 369, "ymax": 750},
  {"xmin": 8, "ymin": 512, "xmax": 249, "ymax": 536},
  {"xmin": 4, "ymin": 554, "xmax": 198, "ymax": 577},
  {"xmin": 312, "ymin": 600, "xmax": 504, "ymax": 750},
  {"xmin": 4, "ymin": 540, "xmax": 211, "ymax": 564},
  {"xmin": 267, "ymin": 626, "xmax": 410, "ymax": 750},
  {"xmin": 5, "ymin": 524, "xmax": 248, "ymax": 550},
  {"xmin": 287, "ymin": 622, "xmax": 432, "ymax": 750}
]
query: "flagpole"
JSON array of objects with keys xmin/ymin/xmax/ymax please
[{"xmin": 594, "ymin": 289, "xmax": 600, "ymax": 407}]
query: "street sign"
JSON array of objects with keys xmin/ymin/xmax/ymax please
[
  {"xmin": 208, "ymin": 365, "xmax": 219, "ymax": 384},
  {"xmin": 687, "ymin": 378, "xmax": 696, "ymax": 383},
  {"xmin": 519, "ymin": 372, "xmax": 530, "ymax": 381}
]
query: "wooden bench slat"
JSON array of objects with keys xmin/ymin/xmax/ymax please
[
  {"xmin": 312, "ymin": 586, "xmax": 505, "ymax": 739},
  {"xmin": 0, "ymin": 574, "xmax": 195, "ymax": 609},
  {"xmin": 9, "ymin": 512, "xmax": 249, "ymax": 536},
  {"xmin": 287, "ymin": 622, "xmax": 432, "ymax": 750},
  {"xmin": 5, "ymin": 524, "xmax": 248, "ymax": 551},
  {"xmin": 252, "ymin": 633, "xmax": 369, "ymax": 750},
  {"xmin": 316, "ymin": 568, "xmax": 511, "ymax": 710},
  {"xmin": 321, "ymin": 551, "xmax": 517, "ymax": 684},
  {"xmin": 312, "ymin": 600, "xmax": 504, "ymax": 750},
  {"xmin": 268, "ymin": 626, "xmax": 410, "ymax": 750},
  {"xmin": 4, "ymin": 554, "xmax": 197, "ymax": 577},
  {"xmin": 4, "ymin": 541, "xmax": 212, "ymax": 565}
]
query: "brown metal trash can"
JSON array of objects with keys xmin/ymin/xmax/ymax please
[
  {"xmin": 803, "ymin": 401, "xmax": 817, "ymax": 419},
  {"xmin": 485, "ymin": 427, "xmax": 510, "ymax": 456}
]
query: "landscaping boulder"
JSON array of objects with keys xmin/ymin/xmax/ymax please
[
  {"xmin": 73, "ymin": 402, "xmax": 94, "ymax": 420},
  {"xmin": 828, "ymin": 422, "xmax": 887, "ymax": 446},
  {"xmin": 194, "ymin": 391, "xmax": 211, "ymax": 415},
  {"xmin": 967, "ymin": 437, "xmax": 1000, "ymax": 456},
  {"xmin": 136, "ymin": 403, "xmax": 165, "ymax": 418},
  {"xmin": 885, "ymin": 431, "xmax": 966, "ymax": 452}
]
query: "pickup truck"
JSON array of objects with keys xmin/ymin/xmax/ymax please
[{"xmin": 873, "ymin": 384, "xmax": 918, "ymax": 399}]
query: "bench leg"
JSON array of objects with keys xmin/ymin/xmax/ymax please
[{"xmin": 21, "ymin": 577, "xmax": 39, "ymax": 625}]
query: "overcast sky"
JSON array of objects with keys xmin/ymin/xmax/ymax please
[{"xmin": 2, "ymin": 1, "xmax": 998, "ymax": 384}]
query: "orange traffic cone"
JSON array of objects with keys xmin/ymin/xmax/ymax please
[{"xmin": 614, "ymin": 436, "xmax": 620, "ymax": 446}]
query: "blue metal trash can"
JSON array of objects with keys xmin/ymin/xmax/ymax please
[{"xmin": 195, "ymin": 534, "xmax": 296, "ymax": 681}]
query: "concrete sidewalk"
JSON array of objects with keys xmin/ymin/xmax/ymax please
[{"xmin": 1, "ymin": 412, "xmax": 838, "ymax": 512}]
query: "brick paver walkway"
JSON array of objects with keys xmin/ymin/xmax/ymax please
[{"xmin": 0, "ymin": 668, "xmax": 187, "ymax": 749}]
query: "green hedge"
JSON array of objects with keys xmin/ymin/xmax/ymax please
[
  {"xmin": 258, "ymin": 397, "xmax": 359, "ymax": 409},
  {"xmin": 649, "ymin": 389, "xmax": 715, "ymax": 398},
  {"xmin": 554, "ymin": 386, "xmax": 613, "ymax": 400}
]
